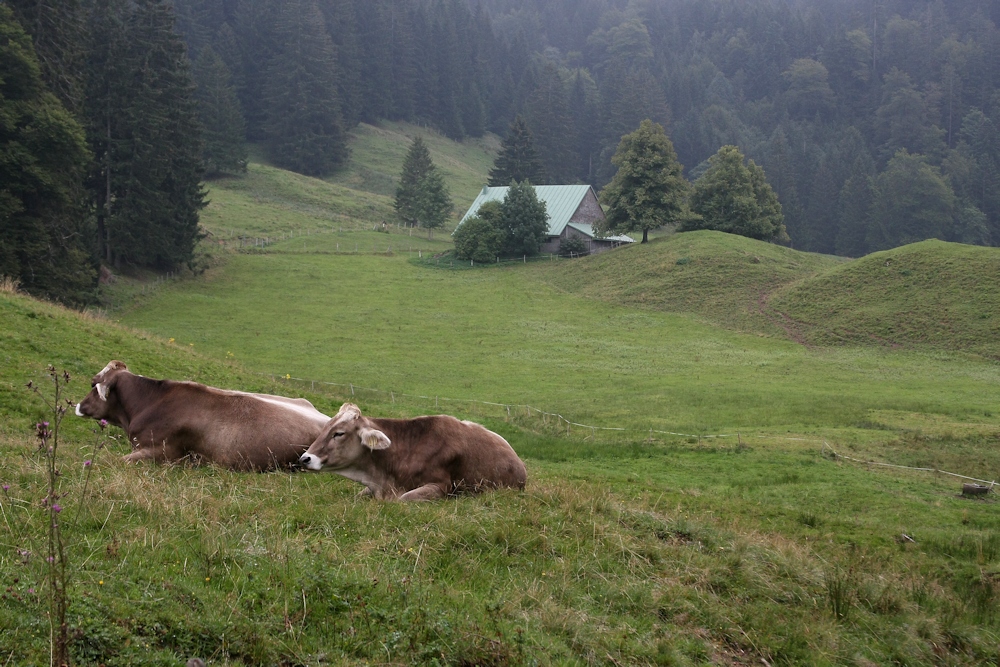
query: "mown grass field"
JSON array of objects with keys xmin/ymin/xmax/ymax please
[{"xmin": 3, "ymin": 121, "xmax": 1000, "ymax": 665}]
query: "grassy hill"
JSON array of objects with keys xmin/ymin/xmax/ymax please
[
  {"xmin": 3, "ymin": 284, "xmax": 1000, "ymax": 665},
  {"xmin": 5, "ymin": 124, "xmax": 999, "ymax": 665},
  {"xmin": 532, "ymin": 230, "xmax": 846, "ymax": 335},
  {"xmin": 768, "ymin": 240, "xmax": 1000, "ymax": 357}
]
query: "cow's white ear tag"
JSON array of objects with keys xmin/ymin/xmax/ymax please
[
  {"xmin": 360, "ymin": 428, "xmax": 391, "ymax": 450},
  {"xmin": 96, "ymin": 382, "xmax": 110, "ymax": 401}
]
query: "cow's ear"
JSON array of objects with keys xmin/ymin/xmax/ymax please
[
  {"xmin": 359, "ymin": 427, "xmax": 391, "ymax": 450},
  {"xmin": 95, "ymin": 369, "xmax": 124, "ymax": 401}
]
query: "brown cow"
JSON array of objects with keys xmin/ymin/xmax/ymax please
[
  {"xmin": 298, "ymin": 403, "xmax": 527, "ymax": 500},
  {"xmin": 75, "ymin": 361, "xmax": 330, "ymax": 470}
]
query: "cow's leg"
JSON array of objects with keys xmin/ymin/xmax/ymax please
[
  {"xmin": 122, "ymin": 442, "xmax": 183, "ymax": 464},
  {"xmin": 398, "ymin": 483, "xmax": 449, "ymax": 501}
]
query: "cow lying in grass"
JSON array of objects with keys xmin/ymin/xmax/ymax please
[
  {"xmin": 298, "ymin": 403, "xmax": 527, "ymax": 500},
  {"xmin": 76, "ymin": 361, "xmax": 330, "ymax": 471}
]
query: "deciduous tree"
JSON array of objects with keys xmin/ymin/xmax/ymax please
[
  {"xmin": 599, "ymin": 119, "xmax": 688, "ymax": 243},
  {"xmin": 684, "ymin": 145, "xmax": 787, "ymax": 242}
]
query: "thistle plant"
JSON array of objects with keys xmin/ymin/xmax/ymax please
[{"xmin": 26, "ymin": 366, "xmax": 74, "ymax": 667}]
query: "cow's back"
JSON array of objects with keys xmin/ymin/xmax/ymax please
[
  {"xmin": 131, "ymin": 383, "xmax": 328, "ymax": 470},
  {"xmin": 373, "ymin": 416, "xmax": 526, "ymax": 493}
]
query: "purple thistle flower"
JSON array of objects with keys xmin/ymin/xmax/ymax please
[
  {"xmin": 52, "ymin": 504, "xmax": 61, "ymax": 513},
  {"xmin": 99, "ymin": 419, "xmax": 108, "ymax": 429},
  {"xmin": 2, "ymin": 485, "xmax": 8, "ymax": 492},
  {"xmin": 84, "ymin": 460, "xmax": 92, "ymax": 467},
  {"xmin": 27, "ymin": 588, "xmax": 34, "ymax": 594}
]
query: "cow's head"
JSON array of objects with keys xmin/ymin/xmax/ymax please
[
  {"xmin": 298, "ymin": 403, "xmax": 390, "ymax": 471},
  {"xmin": 75, "ymin": 360, "xmax": 130, "ymax": 424}
]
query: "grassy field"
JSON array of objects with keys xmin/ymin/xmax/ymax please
[
  {"xmin": 3, "ymin": 122, "xmax": 1000, "ymax": 665},
  {"xmin": 2, "ymin": 287, "xmax": 1000, "ymax": 666}
]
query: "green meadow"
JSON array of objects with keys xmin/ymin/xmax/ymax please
[{"xmin": 2, "ymin": 122, "xmax": 1000, "ymax": 665}]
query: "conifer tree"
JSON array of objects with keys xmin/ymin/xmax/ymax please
[
  {"xmin": 599, "ymin": 119, "xmax": 688, "ymax": 243},
  {"xmin": 684, "ymin": 145, "xmax": 788, "ymax": 242},
  {"xmin": 0, "ymin": 5, "xmax": 95, "ymax": 304},
  {"xmin": 499, "ymin": 181, "xmax": 549, "ymax": 256},
  {"xmin": 489, "ymin": 115, "xmax": 546, "ymax": 186},
  {"xmin": 263, "ymin": 0, "xmax": 347, "ymax": 177},
  {"xmin": 394, "ymin": 136, "xmax": 453, "ymax": 237},
  {"xmin": 85, "ymin": 0, "xmax": 206, "ymax": 270},
  {"xmin": 193, "ymin": 46, "xmax": 247, "ymax": 175},
  {"xmin": 526, "ymin": 63, "xmax": 576, "ymax": 183}
]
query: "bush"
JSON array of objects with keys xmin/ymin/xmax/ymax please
[
  {"xmin": 559, "ymin": 237, "xmax": 589, "ymax": 257},
  {"xmin": 453, "ymin": 214, "xmax": 503, "ymax": 263}
]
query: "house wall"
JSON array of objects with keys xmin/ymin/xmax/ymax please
[
  {"xmin": 540, "ymin": 226, "xmax": 624, "ymax": 256},
  {"xmin": 568, "ymin": 189, "xmax": 605, "ymax": 227}
]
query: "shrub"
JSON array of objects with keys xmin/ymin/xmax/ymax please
[
  {"xmin": 454, "ymin": 202, "xmax": 504, "ymax": 263},
  {"xmin": 559, "ymin": 237, "xmax": 588, "ymax": 257}
]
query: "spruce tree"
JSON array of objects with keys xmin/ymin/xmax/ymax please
[
  {"xmin": 263, "ymin": 0, "xmax": 347, "ymax": 177},
  {"xmin": 192, "ymin": 46, "xmax": 247, "ymax": 175},
  {"xmin": 394, "ymin": 136, "xmax": 453, "ymax": 238},
  {"xmin": 526, "ymin": 63, "xmax": 576, "ymax": 183},
  {"xmin": 0, "ymin": 5, "xmax": 95, "ymax": 304},
  {"xmin": 499, "ymin": 181, "xmax": 549, "ymax": 257},
  {"xmin": 599, "ymin": 119, "xmax": 688, "ymax": 243},
  {"xmin": 488, "ymin": 115, "xmax": 546, "ymax": 186},
  {"xmin": 85, "ymin": 0, "xmax": 206, "ymax": 270}
]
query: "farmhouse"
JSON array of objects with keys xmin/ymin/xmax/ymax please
[{"xmin": 458, "ymin": 185, "xmax": 634, "ymax": 255}]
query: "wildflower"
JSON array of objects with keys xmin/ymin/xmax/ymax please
[
  {"xmin": 285, "ymin": 374, "xmax": 291, "ymax": 379},
  {"xmin": 205, "ymin": 577, "xmax": 210, "ymax": 582},
  {"xmin": 27, "ymin": 588, "xmax": 34, "ymax": 594},
  {"xmin": 84, "ymin": 460, "xmax": 92, "ymax": 467},
  {"xmin": 98, "ymin": 580, "xmax": 104, "ymax": 586},
  {"xmin": 169, "ymin": 338, "xmax": 175, "ymax": 343},
  {"xmin": 2, "ymin": 485, "xmax": 9, "ymax": 492},
  {"xmin": 52, "ymin": 504, "xmax": 62, "ymax": 513},
  {"xmin": 99, "ymin": 419, "xmax": 108, "ymax": 429}
]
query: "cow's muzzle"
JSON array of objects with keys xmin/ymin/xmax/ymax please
[
  {"xmin": 298, "ymin": 452, "xmax": 323, "ymax": 471},
  {"xmin": 75, "ymin": 403, "xmax": 87, "ymax": 417}
]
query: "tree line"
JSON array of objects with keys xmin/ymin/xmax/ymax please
[
  {"xmin": 168, "ymin": 0, "xmax": 1000, "ymax": 257},
  {"xmin": 6, "ymin": 0, "xmax": 1000, "ymax": 306},
  {"xmin": 1, "ymin": 0, "xmax": 206, "ymax": 305}
]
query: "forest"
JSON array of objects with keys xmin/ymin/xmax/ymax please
[{"xmin": 3, "ymin": 0, "xmax": 1000, "ymax": 303}]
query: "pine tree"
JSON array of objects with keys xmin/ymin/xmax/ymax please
[
  {"xmin": 499, "ymin": 181, "xmax": 549, "ymax": 257},
  {"xmin": 489, "ymin": 115, "xmax": 546, "ymax": 186},
  {"xmin": 835, "ymin": 159, "xmax": 875, "ymax": 257},
  {"xmin": 684, "ymin": 145, "xmax": 788, "ymax": 242},
  {"xmin": 526, "ymin": 63, "xmax": 576, "ymax": 183},
  {"xmin": 85, "ymin": 0, "xmax": 206, "ymax": 270},
  {"xmin": 394, "ymin": 136, "xmax": 452, "ymax": 238},
  {"xmin": 599, "ymin": 119, "xmax": 688, "ymax": 243},
  {"xmin": 263, "ymin": 0, "xmax": 347, "ymax": 177},
  {"xmin": 192, "ymin": 46, "xmax": 247, "ymax": 175},
  {"xmin": 0, "ymin": 5, "xmax": 95, "ymax": 304}
]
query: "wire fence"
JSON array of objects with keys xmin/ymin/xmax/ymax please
[
  {"xmin": 263, "ymin": 371, "xmax": 997, "ymax": 491},
  {"xmin": 266, "ymin": 372, "xmax": 740, "ymax": 441}
]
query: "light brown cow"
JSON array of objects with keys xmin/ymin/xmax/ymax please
[
  {"xmin": 298, "ymin": 403, "xmax": 527, "ymax": 500},
  {"xmin": 75, "ymin": 361, "xmax": 330, "ymax": 471}
]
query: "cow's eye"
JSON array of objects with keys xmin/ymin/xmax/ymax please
[{"xmin": 333, "ymin": 432, "xmax": 345, "ymax": 438}]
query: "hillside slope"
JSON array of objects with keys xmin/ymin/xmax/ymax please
[
  {"xmin": 769, "ymin": 240, "xmax": 1000, "ymax": 357},
  {"xmin": 532, "ymin": 230, "xmax": 846, "ymax": 335},
  {"xmin": 200, "ymin": 121, "xmax": 496, "ymax": 241},
  {"xmin": 0, "ymin": 287, "xmax": 323, "ymax": 435}
]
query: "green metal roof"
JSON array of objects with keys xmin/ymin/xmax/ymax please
[{"xmin": 458, "ymin": 185, "xmax": 595, "ymax": 237}]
